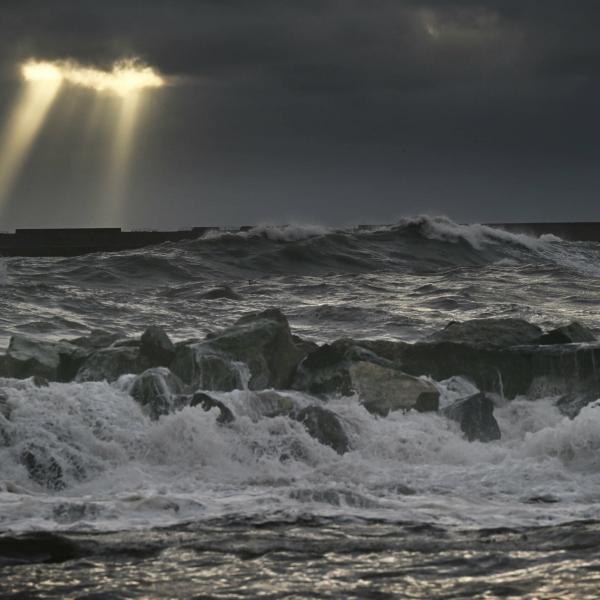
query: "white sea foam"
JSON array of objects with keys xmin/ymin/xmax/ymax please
[
  {"xmin": 2, "ymin": 376, "xmax": 600, "ymax": 532},
  {"xmin": 203, "ymin": 223, "xmax": 330, "ymax": 242},
  {"xmin": 393, "ymin": 215, "xmax": 600, "ymax": 276},
  {"xmin": 395, "ymin": 215, "xmax": 546, "ymax": 251}
]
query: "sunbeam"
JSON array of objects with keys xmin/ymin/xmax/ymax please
[
  {"xmin": 105, "ymin": 91, "xmax": 142, "ymax": 221},
  {"xmin": 0, "ymin": 73, "xmax": 62, "ymax": 209},
  {"xmin": 0, "ymin": 57, "xmax": 165, "ymax": 218}
]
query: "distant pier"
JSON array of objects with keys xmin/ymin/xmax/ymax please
[{"xmin": 0, "ymin": 227, "xmax": 217, "ymax": 256}]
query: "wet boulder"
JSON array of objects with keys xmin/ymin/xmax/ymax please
[
  {"xmin": 363, "ymin": 320, "xmax": 600, "ymax": 399},
  {"xmin": 393, "ymin": 341, "xmax": 533, "ymax": 399},
  {"xmin": 69, "ymin": 329, "xmax": 121, "ymax": 351},
  {"xmin": 291, "ymin": 341, "xmax": 437, "ymax": 413},
  {"xmin": 20, "ymin": 443, "xmax": 86, "ymax": 490},
  {"xmin": 140, "ymin": 326, "xmax": 175, "ymax": 366},
  {"xmin": 129, "ymin": 367, "xmax": 186, "ymax": 420},
  {"xmin": 292, "ymin": 335, "xmax": 319, "ymax": 357},
  {"xmin": 349, "ymin": 361, "xmax": 439, "ymax": 415},
  {"xmin": 204, "ymin": 308, "xmax": 305, "ymax": 390},
  {"xmin": 359, "ymin": 339, "xmax": 407, "ymax": 363},
  {"xmin": 555, "ymin": 391, "xmax": 600, "ymax": 419},
  {"xmin": 293, "ymin": 405, "xmax": 349, "ymax": 455},
  {"xmin": 367, "ymin": 338, "xmax": 600, "ymax": 400},
  {"xmin": 190, "ymin": 392, "xmax": 235, "ymax": 424},
  {"xmin": 111, "ymin": 338, "xmax": 140, "ymax": 348},
  {"xmin": 21, "ymin": 444, "xmax": 65, "ymax": 490},
  {"xmin": 253, "ymin": 390, "xmax": 296, "ymax": 418},
  {"xmin": 31, "ymin": 375, "xmax": 50, "ymax": 388},
  {"xmin": 199, "ymin": 286, "xmax": 242, "ymax": 301},
  {"xmin": 293, "ymin": 340, "xmax": 386, "ymax": 396},
  {"xmin": 428, "ymin": 318, "xmax": 543, "ymax": 348},
  {"xmin": 537, "ymin": 322, "xmax": 596, "ymax": 345},
  {"xmin": 442, "ymin": 393, "xmax": 501, "ymax": 442},
  {"xmin": 2, "ymin": 335, "xmax": 86, "ymax": 382},
  {"xmin": 75, "ymin": 346, "xmax": 151, "ymax": 382},
  {"xmin": 523, "ymin": 343, "xmax": 600, "ymax": 398},
  {"xmin": 170, "ymin": 344, "xmax": 243, "ymax": 391}
]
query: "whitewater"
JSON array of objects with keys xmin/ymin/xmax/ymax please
[{"xmin": 1, "ymin": 216, "xmax": 600, "ymax": 598}]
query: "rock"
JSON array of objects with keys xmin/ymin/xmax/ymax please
[
  {"xmin": 292, "ymin": 341, "xmax": 437, "ymax": 412},
  {"xmin": 75, "ymin": 347, "xmax": 151, "ymax": 382},
  {"xmin": 442, "ymin": 393, "xmax": 501, "ymax": 442},
  {"xmin": 140, "ymin": 326, "xmax": 175, "ymax": 366},
  {"xmin": 293, "ymin": 340, "xmax": 386, "ymax": 396},
  {"xmin": 366, "ymin": 338, "xmax": 600, "ymax": 400},
  {"xmin": 172, "ymin": 311, "xmax": 314, "ymax": 392},
  {"xmin": 57, "ymin": 346, "xmax": 90, "ymax": 381},
  {"xmin": 20, "ymin": 443, "xmax": 86, "ymax": 490},
  {"xmin": 205, "ymin": 308, "xmax": 305, "ymax": 390},
  {"xmin": 21, "ymin": 444, "xmax": 65, "ymax": 490},
  {"xmin": 129, "ymin": 367, "xmax": 186, "ymax": 420},
  {"xmin": 525, "ymin": 494, "xmax": 560, "ymax": 504},
  {"xmin": 428, "ymin": 318, "xmax": 543, "ymax": 348},
  {"xmin": 292, "ymin": 335, "xmax": 319, "ymax": 357},
  {"xmin": 3, "ymin": 336, "xmax": 60, "ymax": 380},
  {"xmin": 190, "ymin": 392, "xmax": 235, "ymax": 424},
  {"xmin": 31, "ymin": 375, "xmax": 49, "ymax": 388},
  {"xmin": 394, "ymin": 341, "xmax": 533, "ymax": 399},
  {"xmin": 111, "ymin": 338, "xmax": 140, "ymax": 348},
  {"xmin": 200, "ymin": 286, "xmax": 242, "ymax": 301},
  {"xmin": 69, "ymin": 329, "xmax": 121, "ymax": 351},
  {"xmin": 253, "ymin": 390, "xmax": 296, "ymax": 418},
  {"xmin": 170, "ymin": 344, "xmax": 244, "ymax": 391},
  {"xmin": 349, "ymin": 361, "xmax": 439, "ymax": 415},
  {"xmin": 293, "ymin": 405, "xmax": 349, "ymax": 454},
  {"xmin": 2, "ymin": 335, "xmax": 86, "ymax": 382},
  {"xmin": 359, "ymin": 339, "xmax": 406, "ymax": 363},
  {"xmin": 0, "ymin": 533, "xmax": 82, "ymax": 563},
  {"xmin": 537, "ymin": 322, "xmax": 596, "ymax": 345},
  {"xmin": 303, "ymin": 342, "xmax": 350, "ymax": 369},
  {"xmin": 556, "ymin": 391, "xmax": 600, "ymax": 419},
  {"xmin": 519, "ymin": 344, "xmax": 600, "ymax": 398}
]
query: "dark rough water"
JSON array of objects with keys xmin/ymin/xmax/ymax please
[{"xmin": 1, "ymin": 216, "xmax": 600, "ymax": 598}]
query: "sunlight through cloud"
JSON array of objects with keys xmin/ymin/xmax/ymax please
[
  {"xmin": 0, "ymin": 57, "xmax": 165, "ymax": 217},
  {"xmin": 0, "ymin": 76, "xmax": 62, "ymax": 209},
  {"xmin": 22, "ymin": 58, "xmax": 165, "ymax": 97}
]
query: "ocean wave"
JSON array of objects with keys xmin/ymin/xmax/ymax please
[
  {"xmin": 184, "ymin": 215, "xmax": 595, "ymax": 276},
  {"xmin": 203, "ymin": 223, "xmax": 330, "ymax": 242},
  {"xmin": 394, "ymin": 215, "xmax": 547, "ymax": 251},
  {"xmin": 0, "ymin": 215, "xmax": 598, "ymax": 349},
  {"xmin": 2, "ymin": 216, "xmax": 591, "ymax": 287}
]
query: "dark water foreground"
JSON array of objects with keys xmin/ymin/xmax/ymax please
[{"xmin": 2, "ymin": 519, "xmax": 600, "ymax": 598}]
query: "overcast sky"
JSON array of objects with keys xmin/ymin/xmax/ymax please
[{"xmin": 0, "ymin": 0, "xmax": 598, "ymax": 229}]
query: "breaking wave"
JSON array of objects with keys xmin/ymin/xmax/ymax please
[{"xmin": 23, "ymin": 216, "xmax": 593, "ymax": 286}]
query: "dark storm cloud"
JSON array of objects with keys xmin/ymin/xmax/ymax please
[
  {"xmin": 2, "ymin": 1, "xmax": 599, "ymax": 89},
  {"xmin": 0, "ymin": 1, "xmax": 599, "ymax": 227}
]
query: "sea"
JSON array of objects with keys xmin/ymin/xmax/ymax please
[{"xmin": 1, "ymin": 215, "xmax": 600, "ymax": 598}]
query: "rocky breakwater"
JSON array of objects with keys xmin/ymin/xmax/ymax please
[
  {"xmin": 362, "ymin": 318, "xmax": 600, "ymax": 403},
  {"xmin": 1, "ymin": 310, "xmax": 598, "ymax": 489}
]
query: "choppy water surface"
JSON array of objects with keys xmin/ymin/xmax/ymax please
[{"xmin": 1, "ymin": 216, "xmax": 600, "ymax": 597}]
